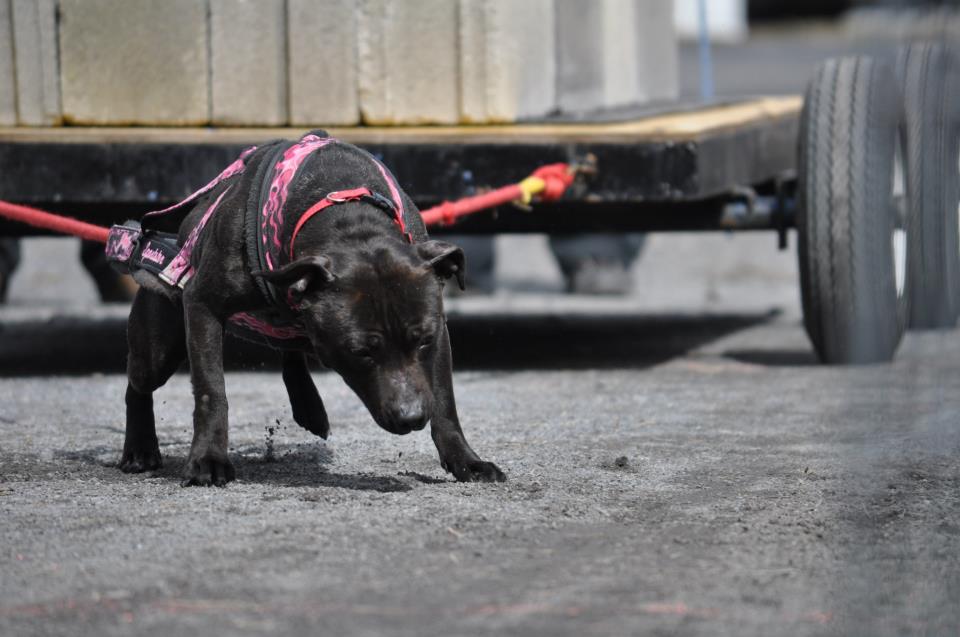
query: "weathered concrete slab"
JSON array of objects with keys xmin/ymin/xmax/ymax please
[
  {"xmin": 459, "ymin": 0, "xmax": 556, "ymax": 123},
  {"xmin": 288, "ymin": 0, "xmax": 359, "ymax": 126},
  {"xmin": 556, "ymin": 0, "xmax": 603, "ymax": 113},
  {"xmin": 556, "ymin": 0, "xmax": 638, "ymax": 112},
  {"xmin": 358, "ymin": 0, "xmax": 459, "ymax": 125},
  {"xmin": 556, "ymin": 0, "xmax": 678, "ymax": 113},
  {"xmin": 601, "ymin": 0, "xmax": 643, "ymax": 107},
  {"xmin": 0, "ymin": 0, "xmax": 16, "ymax": 126},
  {"xmin": 211, "ymin": 0, "xmax": 287, "ymax": 126},
  {"xmin": 458, "ymin": 0, "xmax": 487, "ymax": 121},
  {"xmin": 59, "ymin": 0, "xmax": 209, "ymax": 125},
  {"xmin": 638, "ymin": 0, "xmax": 679, "ymax": 102},
  {"xmin": 11, "ymin": 0, "xmax": 59, "ymax": 125}
]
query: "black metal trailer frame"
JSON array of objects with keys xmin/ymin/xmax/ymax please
[{"xmin": 0, "ymin": 97, "xmax": 801, "ymax": 240}]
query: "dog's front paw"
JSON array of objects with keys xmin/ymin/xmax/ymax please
[
  {"xmin": 445, "ymin": 459, "xmax": 506, "ymax": 483},
  {"xmin": 119, "ymin": 446, "xmax": 162, "ymax": 473},
  {"xmin": 181, "ymin": 452, "xmax": 235, "ymax": 487},
  {"xmin": 292, "ymin": 403, "xmax": 330, "ymax": 440}
]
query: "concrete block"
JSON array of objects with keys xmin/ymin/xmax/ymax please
[
  {"xmin": 556, "ymin": 0, "xmax": 678, "ymax": 113},
  {"xmin": 459, "ymin": 0, "xmax": 556, "ymax": 123},
  {"xmin": 11, "ymin": 0, "xmax": 60, "ymax": 125},
  {"xmin": 556, "ymin": 0, "xmax": 636, "ymax": 112},
  {"xmin": 59, "ymin": 0, "xmax": 210, "ymax": 125},
  {"xmin": 288, "ymin": 0, "xmax": 359, "ymax": 126},
  {"xmin": 600, "ymin": 0, "xmax": 642, "ymax": 107},
  {"xmin": 211, "ymin": 0, "xmax": 287, "ymax": 126},
  {"xmin": 0, "ymin": 0, "xmax": 16, "ymax": 126},
  {"xmin": 358, "ymin": 0, "xmax": 459, "ymax": 125},
  {"xmin": 638, "ymin": 0, "xmax": 679, "ymax": 103}
]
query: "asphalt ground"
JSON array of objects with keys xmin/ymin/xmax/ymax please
[
  {"xmin": 2, "ymin": 17, "xmax": 959, "ymax": 637},
  {"xmin": 1, "ymin": 231, "xmax": 958, "ymax": 637}
]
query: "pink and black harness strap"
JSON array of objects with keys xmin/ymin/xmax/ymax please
[
  {"xmin": 290, "ymin": 187, "xmax": 412, "ymax": 258},
  {"xmin": 105, "ymin": 130, "xmax": 412, "ymax": 349},
  {"xmin": 107, "ymin": 131, "xmax": 409, "ymax": 293},
  {"xmin": 241, "ymin": 132, "xmax": 411, "ymax": 308}
]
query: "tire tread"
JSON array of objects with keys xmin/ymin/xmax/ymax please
[{"xmin": 798, "ymin": 56, "xmax": 906, "ymax": 364}]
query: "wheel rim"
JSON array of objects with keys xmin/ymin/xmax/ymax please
[{"xmin": 893, "ymin": 136, "xmax": 907, "ymax": 299}]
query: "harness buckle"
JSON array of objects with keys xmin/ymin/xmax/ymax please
[{"xmin": 326, "ymin": 187, "xmax": 370, "ymax": 204}]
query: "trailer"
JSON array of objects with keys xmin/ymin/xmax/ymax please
[{"xmin": 1, "ymin": 47, "xmax": 957, "ymax": 365}]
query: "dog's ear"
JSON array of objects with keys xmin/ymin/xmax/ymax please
[
  {"xmin": 255, "ymin": 255, "xmax": 336, "ymax": 303},
  {"xmin": 417, "ymin": 241, "xmax": 465, "ymax": 290}
]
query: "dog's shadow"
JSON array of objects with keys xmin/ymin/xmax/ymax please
[
  {"xmin": 171, "ymin": 444, "xmax": 422, "ymax": 492},
  {"xmin": 60, "ymin": 443, "xmax": 437, "ymax": 493}
]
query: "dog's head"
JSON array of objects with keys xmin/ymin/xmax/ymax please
[{"xmin": 261, "ymin": 239, "xmax": 464, "ymax": 435}]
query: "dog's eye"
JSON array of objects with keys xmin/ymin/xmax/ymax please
[
  {"xmin": 349, "ymin": 348, "xmax": 376, "ymax": 367},
  {"xmin": 349, "ymin": 342, "xmax": 371, "ymax": 357},
  {"xmin": 350, "ymin": 334, "xmax": 384, "ymax": 364},
  {"xmin": 417, "ymin": 332, "xmax": 435, "ymax": 350}
]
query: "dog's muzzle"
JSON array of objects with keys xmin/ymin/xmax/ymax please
[{"xmin": 382, "ymin": 403, "xmax": 430, "ymax": 435}]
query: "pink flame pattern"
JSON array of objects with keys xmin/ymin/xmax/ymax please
[
  {"xmin": 142, "ymin": 147, "xmax": 253, "ymax": 223},
  {"xmin": 159, "ymin": 187, "xmax": 231, "ymax": 288},
  {"xmin": 227, "ymin": 311, "xmax": 307, "ymax": 340},
  {"xmin": 105, "ymin": 226, "xmax": 138, "ymax": 262},
  {"xmin": 260, "ymin": 135, "xmax": 334, "ymax": 270}
]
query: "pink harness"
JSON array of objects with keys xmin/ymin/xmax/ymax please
[
  {"xmin": 106, "ymin": 131, "xmax": 411, "ymax": 349},
  {"xmin": 290, "ymin": 186, "xmax": 412, "ymax": 258}
]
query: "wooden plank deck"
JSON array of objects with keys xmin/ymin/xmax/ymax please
[
  {"xmin": 0, "ymin": 97, "xmax": 802, "ymax": 235},
  {"xmin": 0, "ymin": 97, "xmax": 801, "ymax": 145}
]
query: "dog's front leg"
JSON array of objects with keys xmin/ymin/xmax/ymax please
[
  {"xmin": 282, "ymin": 351, "xmax": 330, "ymax": 439},
  {"xmin": 430, "ymin": 325, "xmax": 505, "ymax": 483},
  {"xmin": 181, "ymin": 293, "xmax": 235, "ymax": 487}
]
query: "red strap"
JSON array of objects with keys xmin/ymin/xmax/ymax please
[
  {"xmin": 289, "ymin": 188, "xmax": 371, "ymax": 257},
  {"xmin": 323, "ymin": 187, "xmax": 371, "ymax": 203},
  {"xmin": 531, "ymin": 163, "xmax": 575, "ymax": 201}
]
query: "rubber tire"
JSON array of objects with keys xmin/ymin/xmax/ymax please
[
  {"xmin": 897, "ymin": 42, "xmax": 960, "ymax": 329},
  {"xmin": 797, "ymin": 56, "xmax": 909, "ymax": 364}
]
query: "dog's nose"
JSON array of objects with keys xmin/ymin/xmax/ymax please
[{"xmin": 392, "ymin": 404, "xmax": 428, "ymax": 432}]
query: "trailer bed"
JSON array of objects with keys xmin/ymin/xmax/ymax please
[{"xmin": 0, "ymin": 97, "xmax": 801, "ymax": 235}]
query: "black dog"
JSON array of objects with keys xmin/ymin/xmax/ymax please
[{"xmin": 116, "ymin": 133, "xmax": 505, "ymax": 486}]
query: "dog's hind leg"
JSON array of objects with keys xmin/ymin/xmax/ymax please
[
  {"xmin": 429, "ymin": 325, "xmax": 506, "ymax": 483},
  {"xmin": 120, "ymin": 288, "xmax": 186, "ymax": 473},
  {"xmin": 180, "ymin": 290, "xmax": 236, "ymax": 487},
  {"xmin": 281, "ymin": 351, "xmax": 330, "ymax": 439}
]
